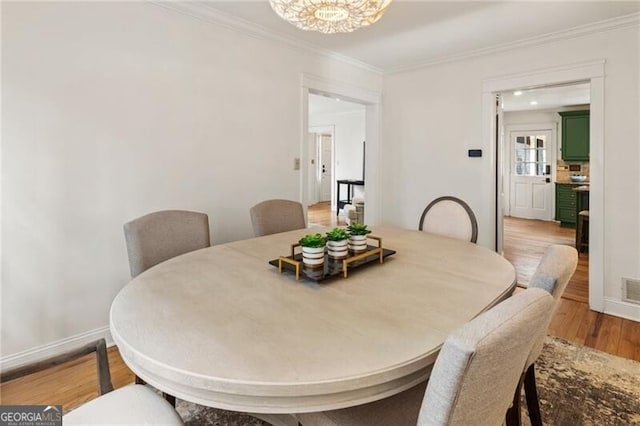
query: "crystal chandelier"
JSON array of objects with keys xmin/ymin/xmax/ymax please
[{"xmin": 269, "ymin": 0, "xmax": 393, "ymax": 34}]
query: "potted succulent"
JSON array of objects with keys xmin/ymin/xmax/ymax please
[
  {"xmin": 325, "ymin": 227, "xmax": 349, "ymax": 260},
  {"xmin": 347, "ymin": 223, "xmax": 371, "ymax": 253},
  {"xmin": 298, "ymin": 233, "xmax": 326, "ymax": 267}
]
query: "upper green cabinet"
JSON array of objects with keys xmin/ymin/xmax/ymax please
[{"xmin": 560, "ymin": 110, "xmax": 590, "ymax": 161}]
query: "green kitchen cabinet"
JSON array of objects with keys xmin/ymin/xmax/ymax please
[
  {"xmin": 556, "ymin": 184, "xmax": 577, "ymax": 227},
  {"xmin": 560, "ymin": 110, "xmax": 590, "ymax": 161}
]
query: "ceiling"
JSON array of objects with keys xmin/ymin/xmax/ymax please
[
  {"xmin": 502, "ymin": 82, "xmax": 590, "ymax": 112},
  {"xmin": 309, "ymin": 93, "xmax": 365, "ymax": 116},
  {"xmin": 187, "ymin": 1, "xmax": 640, "ymax": 72}
]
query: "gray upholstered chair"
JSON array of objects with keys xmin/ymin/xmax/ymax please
[
  {"xmin": 0, "ymin": 339, "xmax": 183, "ymax": 425},
  {"xmin": 124, "ymin": 210, "xmax": 210, "ymax": 278},
  {"xmin": 418, "ymin": 196, "xmax": 478, "ymax": 243},
  {"xmin": 507, "ymin": 244, "xmax": 578, "ymax": 426},
  {"xmin": 250, "ymin": 199, "xmax": 306, "ymax": 237},
  {"xmin": 297, "ymin": 288, "xmax": 554, "ymax": 426},
  {"xmin": 123, "ymin": 209, "xmax": 210, "ymax": 396}
]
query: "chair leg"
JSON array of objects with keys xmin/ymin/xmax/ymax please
[
  {"xmin": 524, "ymin": 364, "xmax": 543, "ymax": 426},
  {"xmin": 164, "ymin": 393, "xmax": 176, "ymax": 407},
  {"xmin": 575, "ymin": 215, "xmax": 583, "ymax": 253},
  {"xmin": 95, "ymin": 339, "xmax": 114, "ymax": 395},
  {"xmin": 506, "ymin": 373, "xmax": 524, "ymax": 426}
]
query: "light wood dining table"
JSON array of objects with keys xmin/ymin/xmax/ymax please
[{"xmin": 110, "ymin": 226, "xmax": 516, "ymax": 425}]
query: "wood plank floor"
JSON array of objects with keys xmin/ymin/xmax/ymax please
[
  {"xmin": 2, "ymin": 207, "xmax": 638, "ymax": 414},
  {"xmin": 0, "ymin": 346, "xmax": 134, "ymax": 412},
  {"xmin": 503, "ymin": 216, "xmax": 589, "ymax": 303}
]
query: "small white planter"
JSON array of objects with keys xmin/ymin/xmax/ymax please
[
  {"xmin": 348, "ymin": 235, "xmax": 368, "ymax": 253},
  {"xmin": 302, "ymin": 246, "xmax": 325, "ymax": 267},
  {"xmin": 327, "ymin": 239, "xmax": 348, "ymax": 259}
]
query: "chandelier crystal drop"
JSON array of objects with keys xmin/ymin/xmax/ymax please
[{"xmin": 269, "ymin": 0, "xmax": 393, "ymax": 34}]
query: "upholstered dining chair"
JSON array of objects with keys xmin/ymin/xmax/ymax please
[
  {"xmin": 418, "ymin": 196, "xmax": 478, "ymax": 243},
  {"xmin": 0, "ymin": 339, "xmax": 183, "ymax": 425},
  {"xmin": 297, "ymin": 288, "xmax": 555, "ymax": 426},
  {"xmin": 507, "ymin": 244, "xmax": 578, "ymax": 426},
  {"xmin": 124, "ymin": 210, "xmax": 210, "ymax": 278},
  {"xmin": 123, "ymin": 209, "xmax": 210, "ymax": 398},
  {"xmin": 250, "ymin": 199, "xmax": 306, "ymax": 237}
]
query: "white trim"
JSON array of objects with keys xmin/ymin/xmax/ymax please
[
  {"xmin": 303, "ymin": 74, "xmax": 381, "ymax": 105},
  {"xmin": 388, "ymin": 13, "xmax": 639, "ymax": 75},
  {"xmin": 483, "ymin": 61, "xmax": 605, "ymax": 94},
  {"xmin": 301, "ymin": 75, "xmax": 382, "ymax": 225},
  {"xmin": 149, "ymin": 1, "xmax": 383, "ymax": 75},
  {"xmin": 0, "ymin": 326, "xmax": 112, "ymax": 372},
  {"xmin": 484, "ymin": 61, "xmax": 606, "ymax": 313},
  {"xmin": 603, "ymin": 298, "xmax": 640, "ymax": 322},
  {"xmin": 588, "ymin": 76, "xmax": 605, "ymax": 312}
]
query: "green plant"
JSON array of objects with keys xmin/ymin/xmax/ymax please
[
  {"xmin": 298, "ymin": 233, "xmax": 326, "ymax": 248},
  {"xmin": 347, "ymin": 223, "xmax": 371, "ymax": 236},
  {"xmin": 325, "ymin": 227, "xmax": 349, "ymax": 241}
]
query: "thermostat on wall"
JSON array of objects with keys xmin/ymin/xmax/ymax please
[{"xmin": 468, "ymin": 149, "xmax": 482, "ymax": 157}]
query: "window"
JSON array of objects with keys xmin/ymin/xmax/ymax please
[{"xmin": 515, "ymin": 135, "xmax": 547, "ymax": 176}]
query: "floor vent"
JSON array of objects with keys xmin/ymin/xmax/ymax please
[{"xmin": 622, "ymin": 277, "xmax": 640, "ymax": 305}]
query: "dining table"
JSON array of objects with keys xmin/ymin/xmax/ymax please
[{"xmin": 110, "ymin": 226, "xmax": 516, "ymax": 425}]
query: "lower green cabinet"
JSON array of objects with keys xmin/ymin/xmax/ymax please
[{"xmin": 556, "ymin": 184, "xmax": 577, "ymax": 227}]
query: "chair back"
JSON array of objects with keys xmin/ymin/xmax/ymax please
[
  {"xmin": 418, "ymin": 288, "xmax": 554, "ymax": 426},
  {"xmin": 525, "ymin": 244, "xmax": 578, "ymax": 367},
  {"xmin": 124, "ymin": 210, "xmax": 210, "ymax": 278},
  {"xmin": 250, "ymin": 199, "xmax": 306, "ymax": 237},
  {"xmin": 419, "ymin": 196, "xmax": 478, "ymax": 243}
]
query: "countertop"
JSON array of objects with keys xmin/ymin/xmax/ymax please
[{"xmin": 556, "ymin": 181, "xmax": 590, "ymax": 185}]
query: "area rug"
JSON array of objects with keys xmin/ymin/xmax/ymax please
[{"xmin": 176, "ymin": 337, "xmax": 640, "ymax": 426}]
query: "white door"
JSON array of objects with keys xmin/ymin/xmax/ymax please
[
  {"xmin": 509, "ymin": 130, "xmax": 553, "ymax": 220},
  {"xmin": 320, "ymin": 134, "xmax": 332, "ymax": 202}
]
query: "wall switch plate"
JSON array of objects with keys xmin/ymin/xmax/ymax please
[{"xmin": 294, "ymin": 158, "xmax": 300, "ymax": 170}]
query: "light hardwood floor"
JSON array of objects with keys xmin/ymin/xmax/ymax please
[{"xmin": 2, "ymin": 206, "xmax": 638, "ymax": 413}]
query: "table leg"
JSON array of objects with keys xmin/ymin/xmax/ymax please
[{"xmin": 336, "ymin": 181, "xmax": 340, "ymax": 216}]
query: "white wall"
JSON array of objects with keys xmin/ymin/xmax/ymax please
[
  {"xmin": 382, "ymin": 25, "xmax": 639, "ymax": 318},
  {"xmin": 310, "ymin": 109, "xmax": 366, "ymax": 205},
  {"xmin": 1, "ymin": 2, "xmax": 381, "ymax": 359}
]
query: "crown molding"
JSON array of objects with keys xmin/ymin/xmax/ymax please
[
  {"xmin": 386, "ymin": 12, "xmax": 640, "ymax": 75},
  {"xmin": 149, "ymin": 1, "xmax": 383, "ymax": 75},
  {"xmin": 149, "ymin": 2, "xmax": 637, "ymax": 77}
]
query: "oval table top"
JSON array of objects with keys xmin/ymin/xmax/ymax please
[{"xmin": 110, "ymin": 226, "xmax": 516, "ymax": 414}]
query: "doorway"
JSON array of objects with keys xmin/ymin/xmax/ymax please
[
  {"xmin": 306, "ymin": 92, "xmax": 366, "ymax": 226},
  {"xmin": 495, "ymin": 80, "xmax": 594, "ymax": 306},
  {"xmin": 300, "ymin": 74, "xmax": 382, "ymax": 228}
]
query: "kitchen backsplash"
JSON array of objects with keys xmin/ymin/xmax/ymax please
[{"xmin": 557, "ymin": 159, "xmax": 590, "ymax": 182}]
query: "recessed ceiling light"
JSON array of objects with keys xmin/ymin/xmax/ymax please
[
  {"xmin": 530, "ymin": 101, "xmax": 538, "ymax": 105},
  {"xmin": 513, "ymin": 91, "xmax": 523, "ymax": 96},
  {"xmin": 335, "ymin": 98, "xmax": 341, "ymax": 102}
]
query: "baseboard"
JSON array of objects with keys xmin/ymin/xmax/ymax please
[
  {"xmin": 603, "ymin": 298, "xmax": 640, "ymax": 322},
  {"xmin": 0, "ymin": 326, "xmax": 113, "ymax": 372}
]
